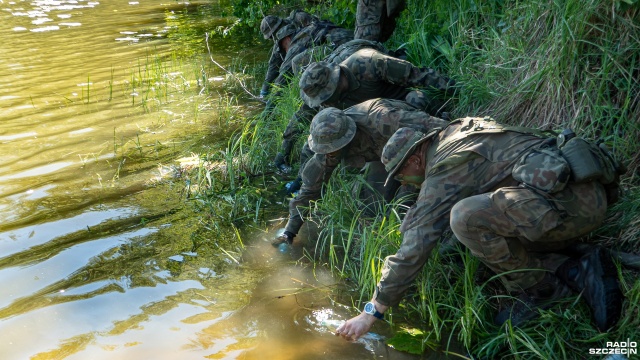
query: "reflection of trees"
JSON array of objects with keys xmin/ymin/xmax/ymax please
[
  {"xmin": 9, "ymin": 205, "xmax": 251, "ymax": 358},
  {"xmin": 164, "ymin": 2, "xmax": 266, "ymax": 58},
  {"xmin": 0, "ymin": 199, "xmax": 242, "ymax": 320},
  {"xmin": 27, "ymin": 262, "xmax": 264, "ymax": 359}
]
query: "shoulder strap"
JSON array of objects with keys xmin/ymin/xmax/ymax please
[{"xmin": 438, "ymin": 117, "xmax": 555, "ymax": 149}]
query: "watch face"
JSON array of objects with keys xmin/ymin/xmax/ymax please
[{"xmin": 364, "ymin": 302, "xmax": 374, "ymax": 314}]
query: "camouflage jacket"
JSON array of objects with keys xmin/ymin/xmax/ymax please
[
  {"xmin": 317, "ymin": 48, "xmax": 454, "ymax": 109},
  {"xmin": 271, "ymin": 21, "xmax": 354, "ymax": 89},
  {"xmin": 284, "ymin": 99, "xmax": 448, "ymax": 235},
  {"xmin": 373, "ymin": 117, "xmax": 550, "ymax": 307},
  {"xmin": 261, "ymin": 42, "xmax": 288, "ymax": 94}
]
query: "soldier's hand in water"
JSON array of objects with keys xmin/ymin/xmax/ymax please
[
  {"xmin": 284, "ymin": 177, "xmax": 301, "ymax": 195},
  {"xmin": 271, "ymin": 229, "xmax": 295, "ymax": 247},
  {"xmin": 335, "ymin": 313, "xmax": 377, "ymax": 341}
]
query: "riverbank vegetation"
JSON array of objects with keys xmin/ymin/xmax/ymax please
[{"xmin": 184, "ymin": 0, "xmax": 640, "ymax": 358}]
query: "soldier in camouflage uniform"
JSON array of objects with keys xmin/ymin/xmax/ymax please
[
  {"xmin": 260, "ymin": 21, "xmax": 299, "ymax": 98},
  {"xmin": 336, "ymin": 119, "xmax": 623, "ymax": 340},
  {"xmin": 274, "ymin": 39, "xmax": 390, "ymax": 174},
  {"xmin": 274, "ymin": 46, "xmax": 455, "ymax": 185},
  {"xmin": 260, "ymin": 15, "xmax": 287, "ymax": 41},
  {"xmin": 259, "ymin": 11, "xmax": 318, "ymax": 98},
  {"xmin": 355, "ymin": 0, "xmax": 407, "ymax": 42},
  {"xmin": 300, "ymin": 48, "xmax": 455, "ymax": 116},
  {"xmin": 268, "ymin": 20, "xmax": 354, "ymax": 95},
  {"xmin": 260, "ymin": 11, "xmax": 317, "ymax": 43},
  {"xmin": 274, "ymin": 98, "xmax": 448, "ymax": 245},
  {"xmin": 260, "ymin": 13, "xmax": 353, "ymax": 99}
]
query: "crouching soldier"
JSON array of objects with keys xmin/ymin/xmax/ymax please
[
  {"xmin": 273, "ymin": 98, "xmax": 448, "ymax": 245},
  {"xmin": 275, "ymin": 46, "xmax": 456, "ymax": 185},
  {"xmin": 336, "ymin": 120, "xmax": 625, "ymax": 341},
  {"xmin": 274, "ymin": 39, "xmax": 391, "ymax": 174},
  {"xmin": 259, "ymin": 11, "xmax": 319, "ymax": 98}
]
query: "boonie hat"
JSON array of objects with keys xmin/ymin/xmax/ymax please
[
  {"xmin": 260, "ymin": 16, "xmax": 283, "ymax": 40},
  {"xmin": 382, "ymin": 127, "xmax": 439, "ymax": 184},
  {"xmin": 308, "ymin": 107, "xmax": 356, "ymax": 154},
  {"xmin": 299, "ymin": 61, "xmax": 341, "ymax": 108}
]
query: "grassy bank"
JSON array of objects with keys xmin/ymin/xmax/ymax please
[{"xmin": 187, "ymin": 0, "xmax": 640, "ymax": 358}]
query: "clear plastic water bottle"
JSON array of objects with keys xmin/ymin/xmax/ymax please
[{"xmin": 278, "ymin": 242, "xmax": 291, "ymax": 253}]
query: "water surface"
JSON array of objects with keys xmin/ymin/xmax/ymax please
[{"xmin": 0, "ymin": 1, "xmax": 432, "ymax": 359}]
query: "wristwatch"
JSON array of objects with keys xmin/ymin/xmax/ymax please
[{"xmin": 363, "ymin": 301, "xmax": 384, "ymax": 319}]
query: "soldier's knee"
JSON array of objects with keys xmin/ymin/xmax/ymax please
[
  {"xmin": 449, "ymin": 198, "xmax": 474, "ymax": 239},
  {"xmin": 404, "ymin": 91, "xmax": 427, "ymax": 109},
  {"xmin": 450, "ymin": 195, "xmax": 493, "ymax": 241}
]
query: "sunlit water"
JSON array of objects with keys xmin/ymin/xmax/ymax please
[{"xmin": 0, "ymin": 1, "xmax": 436, "ymax": 359}]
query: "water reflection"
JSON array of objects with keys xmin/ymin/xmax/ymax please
[{"xmin": 0, "ymin": 1, "xmax": 433, "ymax": 359}]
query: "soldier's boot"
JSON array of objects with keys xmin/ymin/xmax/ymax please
[
  {"xmin": 495, "ymin": 272, "xmax": 571, "ymax": 327},
  {"xmin": 556, "ymin": 246, "xmax": 622, "ymax": 331}
]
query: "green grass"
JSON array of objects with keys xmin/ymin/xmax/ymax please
[{"xmin": 182, "ymin": 0, "xmax": 640, "ymax": 358}]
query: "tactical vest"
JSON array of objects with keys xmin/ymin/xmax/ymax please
[{"xmin": 439, "ymin": 117, "xmax": 623, "ymax": 188}]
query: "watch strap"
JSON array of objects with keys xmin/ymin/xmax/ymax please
[
  {"xmin": 364, "ymin": 302, "xmax": 384, "ymax": 319},
  {"xmin": 372, "ymin": 309, "xmax": 383, "ymax": 319}
]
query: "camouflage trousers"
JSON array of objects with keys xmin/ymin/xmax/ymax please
[
  {"xmin": 355, "ymin": 0, "xmax": 405, "ymax": 43},
  {"xmin": 450, "ymin": 181, "xmax": 608, "ymax": 292}
]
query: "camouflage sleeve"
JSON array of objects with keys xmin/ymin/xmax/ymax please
[
  {"xmin": 368, "ymin": 99, "xmax": 448, "ymax": 137},
  {"xmin": 326, "ymin": 28, "xmax": 354, "ymax": 47},
  {"xmin": 373, "ymin": 153, "xmax": 484, "ymax": 307},
  {"xmin": 284, "ymin": 153, "xmax": 338, "ymax": 235},
  {"xmin": 262, "ymin": 44, "xmax": 285, "ymax": 94},
  {"xmin": 283, "ymin": 104, "xmax": 315, "ymax": 143},
  {"xmin": 272, "ymin": 54, "xmax": 300, "ymax": 88},
  {"xmin": 273, "ymin": 41, "xmax": 309, "ymax": 88},
  {"xmin": 369, "ymin": 51, "xmax": 455, "ymax": 93}
]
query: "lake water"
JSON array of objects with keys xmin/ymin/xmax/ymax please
[{"xmin": 0, "ymin": 1, "xmax": 435, "ymax": 359}]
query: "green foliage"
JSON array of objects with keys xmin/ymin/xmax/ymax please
[
  {"xmin": 308, "ymin": 0, "xmax": 356, "ymax": 28},
  {"xmin": 596, "ymin": 187, "xmax": 640, "ymax": 252},
  {"xmin": 227, "ymin": 0, "xmax": 356, "ymax": 35},
  {"xmin": 181, "ymin": 69, "xmax": 303, "ymax": 235},
  {"xmin": 308, "ymin": 171, "xmax": 406, "ymax": 300},
  {"xmin": 386, "ymin": 327, "xmax": 435, "ymax": 355},
  {"xmin": 392, "ymin": 0, "xmax": 640, "ymax": 165},
  {"xmin": 228, "ymin": 0, "xmax": 305, "ymax": 30}
]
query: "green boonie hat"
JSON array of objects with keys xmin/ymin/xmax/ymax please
[
  {"xmin": 308, "ymin": 107, "xmax": 356, "ymax": 154},
  {"xmin": 260, "ymin": 16, "xmax": 283, "ymax": 40},
  {"xmin": 382, "ymin": 127, "xmax": 439, "ymax": 185},
  {"xmin": 299, "ymin": 61, "xmax": 341, "ymax": 108},
  {"xmin": 275, "ymin": 24, "xmax": 297, "ymax": 41}
]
